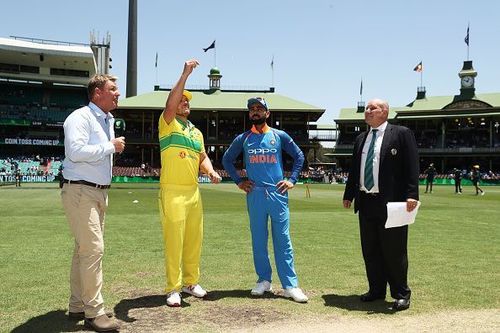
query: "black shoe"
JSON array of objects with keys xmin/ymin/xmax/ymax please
[
  {"xmin": 360, "ymin": 292, "xmax": 385, "ymax": 302},
  {"xmin": 392, "ymin": 298, "xmax": 410, "ymax": 311}
]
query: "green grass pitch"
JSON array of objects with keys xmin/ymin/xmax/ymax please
[{"xmin": 0, "ymin": 183, "xmax": 498, "ymax": 331}]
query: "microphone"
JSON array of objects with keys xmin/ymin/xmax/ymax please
[{"xmin": 114, "ymin": 118, "xmax": 126, "ymax": 137}]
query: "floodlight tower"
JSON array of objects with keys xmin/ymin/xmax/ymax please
[{"xmin": 126, "ymin": 0, "xmax": 137, "ymax": 97}]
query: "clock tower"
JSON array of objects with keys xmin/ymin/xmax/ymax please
[{"xmin": 458, "ymin": 60, "xmax": 477, "ymax": 98}]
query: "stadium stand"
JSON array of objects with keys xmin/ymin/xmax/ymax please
[
  {"xmin": 333, "ymin": 60, "xmax": 500, "ymax": 174},
  {"xmin": 0, "ymin": 36, "xmax": 110, "ymax": 184}
]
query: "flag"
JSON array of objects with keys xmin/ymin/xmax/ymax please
[
  {"xmin": 413, "ymin": 61, "xmax": 423, "ymax": 72},
  {"xmin": 360, "ymin": 79, "xmax": 363, "ymax": 96},
  {"xmin": 464, "ymin": 25, "xmax": 470, "ymax": 46},
  {"xmin": 203, "ymin": 40, "xmax": 215, "ymax": 52},
  {"xmin": 155, "ymin": 52, "xmax": 158, "ymax": 68},
  {"xmin": 270, "ymin": 55, "xmax": 274, "ymax": 69}
]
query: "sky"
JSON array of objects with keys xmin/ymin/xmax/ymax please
[{"xmin": 2, "ymin": 0, "xmax": 500, "ymax": 124}]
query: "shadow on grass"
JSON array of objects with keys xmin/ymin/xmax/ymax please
[
  {"xmin": 322, "ymin": 294, "xmax": 395, "ymax": 314},
  {"xmin": 113, "ymin": 294, "xmax": 181, "ymax": 323},
  {"xmin": 11, "ymin": 309, "xmax": 84, "ymax": 333},
  {"xmin": 205, "ymin": 289, "xmax": 280, "ymax": 301},
  {"xmin": 113, "ymin": 290, "xmax": 280, "ymax": 324}
]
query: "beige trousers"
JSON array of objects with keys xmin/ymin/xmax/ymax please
[{"xmin": 61, "ymin": 183, "xmax": 108, "ymax": 318}]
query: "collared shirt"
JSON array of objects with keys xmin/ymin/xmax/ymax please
[
  {"xmin": 359, "ymin": 121, "xmax": 388, "ymax": 193},
  {"xmin": 158, "ymin": 114, "xmax": 205, "ymax": 186},
  {"xmin": 222, "ymin": 125, "xmax": 304, "ymax": 187},
  {"xmin": 62, "ymin": 102, "xmax": 116, "ymax": 185}
]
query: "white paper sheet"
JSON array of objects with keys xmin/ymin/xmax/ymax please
[{"xmin": 385, "ymin": 201, "xmax": 421, "ymax": 229}]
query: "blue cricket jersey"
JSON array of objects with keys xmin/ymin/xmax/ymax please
[{"xmin": 222, "ymin": 125, "xmax": 304, "ymax": 187}]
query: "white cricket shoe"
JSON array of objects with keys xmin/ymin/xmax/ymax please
[
  {"xmin": 182, "ymin": 284, "xmax": 207, "ymax": 298},
  {"xmin": 166, "ymin": 291, "xmax": 181, "ymax": 307},
  {"xmin": 284, "ymin": 287, "xmax": 309, "ymax": 303},
  {"xmin": 250, "ymin": 281, "xmax": 272, "ymax": 296}
]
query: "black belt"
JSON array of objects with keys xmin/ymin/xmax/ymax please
[
  {"xmin": 360, "ymin": 190, "xmax": 380, "ymax": 197},
  {"xmin": 63, "ymin": 179, "xmax": 111, "ymax": 189}
]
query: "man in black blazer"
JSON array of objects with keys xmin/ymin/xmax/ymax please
[{"xmin": 342, "ymin": 98, "xmax": 419, "ymax": 311}]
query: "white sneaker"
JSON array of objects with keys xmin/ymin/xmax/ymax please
[
  {"xmin": 182, "ymin": 284, "xmax": 207, "ymax": 298},
  {"xmin": 284, "ymin": 287, "xmax": 309, "ymax": 303},
  {"xmin": 481, "ymin": 192, "xmax": 485, "ymax": 196},
  {"xmin": 166, "ymin": 291, "xmax": 181, "ymax": 307},
  {"xmin": 251, "ymin": 281, "xmax": 272, "ymax": 296}
]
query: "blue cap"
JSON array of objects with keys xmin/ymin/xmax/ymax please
[{"xmin": 247, "ymin": 97, "xmax": 268, "ymax": 111}]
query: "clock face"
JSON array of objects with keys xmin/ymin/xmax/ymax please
[{"xmin": 461, "ymin": 76, "xmax": 474, "ymax": 88}]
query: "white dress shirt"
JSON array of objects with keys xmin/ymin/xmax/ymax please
[
  {"xmin": 62, "ymin": 102, "xmax": 116, "ymax": 185},
  {"xmin": 359, "ymin": 121, "xmax": 388, "ymax": 193}
]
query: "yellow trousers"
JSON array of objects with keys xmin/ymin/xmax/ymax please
[{"xmin": 159, "ymin": 184, "xmax": 203, "ymax": 292}]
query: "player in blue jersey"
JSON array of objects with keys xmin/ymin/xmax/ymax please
[{"xmin": 222, "ymin": 97, "xmax": 308, "ymax": 303}]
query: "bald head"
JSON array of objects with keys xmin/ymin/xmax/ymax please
[{"xmin": 365, "ymin": 98, "xmax": 389, "ymax": 128}]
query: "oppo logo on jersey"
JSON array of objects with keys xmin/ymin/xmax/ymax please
[
  {"xmin": 247, "ymin": 148, "xmax": 278, "ymax": 164},
  {"xmin": 247, "ymin": 148, "xmax": 277, "ymax": 154}
]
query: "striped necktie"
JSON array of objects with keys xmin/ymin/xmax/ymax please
[{"xmin": 364, "ymin": 129, "xmax": 378, "ymax": 191}]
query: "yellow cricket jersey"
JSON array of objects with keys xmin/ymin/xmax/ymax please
[{"xmin": 159, "ymin": 114, "xmax": 205, "ymax": 185}]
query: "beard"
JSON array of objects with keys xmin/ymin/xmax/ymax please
[{"xmin": 250, "ymin": 117, "xmax": 266, "ymax": 125}]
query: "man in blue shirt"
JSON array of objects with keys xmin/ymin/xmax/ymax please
[
  {"xmin": 61, "ymin": 74, "xmax": 124, "ymax": 331},
  {"xmin": 222, "ymin": 97, "xmax": 308, "ymax": 303}
]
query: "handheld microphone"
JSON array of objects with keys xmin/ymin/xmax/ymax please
[{"xmin": 114, "ymin": 118, "xmax": 126, "ymax": 137}]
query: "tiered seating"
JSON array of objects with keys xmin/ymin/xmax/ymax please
[
  {"xmin": 0, "ymin": 105, "xmax": 72, "ymax": 122},
  {"xmin": 50, "ymin": 89, "xmax": 87, "ymax": 107},
  {"xmin": 112, "ymin": 166, "xmax": 160, "ymax": 177},
  {"xmin": 0, "ymin": 157, "xmax": 63, "ymax": 176},
  {"xmin": 111, "ymin": 167, "xmax": 247, "ymax": 178},
  {"xmin": 0, "ymin": 83, "xmax": 44, "ymax": 106},
  {"xmin": 0, "ymin": 81, "xmax": 85, "ymax": 124}
]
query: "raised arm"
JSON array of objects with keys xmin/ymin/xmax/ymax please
[{"xmin": 163, "ymin": 59, "xmax": 199, "ymax": 124}]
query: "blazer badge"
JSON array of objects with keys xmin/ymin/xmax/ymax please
[{"xmin": 391, "ymin": 148, "xmax": 397, "ymax": 155}]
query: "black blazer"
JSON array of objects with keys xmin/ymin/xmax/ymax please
[{"xmin": 343, "ymin": 123, "xmax": 419, "ymax": 213}]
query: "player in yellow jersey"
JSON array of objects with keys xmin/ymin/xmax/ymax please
[{"xmin": 159, "ymin": 59, "xmax": 221, "ymax": 307}]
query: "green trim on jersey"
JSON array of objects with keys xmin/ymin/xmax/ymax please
[
  {"xmin": 159, "ymin": 132, "xmax": 203, "ymax": 153},
  {"xmin": 175, "ymin": 116, "xmax": 189, "ymax": 130}
]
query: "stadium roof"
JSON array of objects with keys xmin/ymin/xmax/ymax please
[
  {"xmin": 336, "ymin": 92, "xmax": 500, "ymax": 121},
  {"xmin": 400, "ymin": 92, "xmax": 500, "ymax": 111},
  {"xmin": 0, "ymin": 37, "xmax": 92, "ymax": 56},
  {"xmin": 0, "ymin": 37, "xmax": 96, "ymax": 85},
  {"xmin": 118, "ymin": 90, "xmax": 326, "ymax": 121}
]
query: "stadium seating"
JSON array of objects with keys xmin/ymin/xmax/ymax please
[
  {"xmin": 0, "ymin": 157, "xmax": 62, "ymax": 176},
  {"xmin": 112, "ymin": 166, "xmax": 160, "ymax": 177}
]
